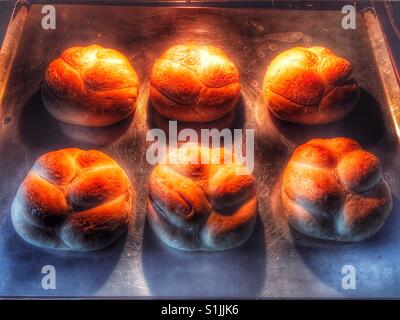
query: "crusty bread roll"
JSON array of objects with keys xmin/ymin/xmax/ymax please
[
  {"xmin": 150, "ymin": 44, "xmax": 241, "ymax": 122},
  {"xmin": 282, "ymin": 137, "xmax": 392, "ymax": 241},
  {"xmin": 11, "ymin": 148, "xmax": 133, "ymax": 251},
  {"xmin": 263, "ymin": 47, "xmax": 360, "ymax": 124},
  {"xmin": 147, "ymin": 144, "xmax": 257, "ymax": 251},
  {"xmin": 42, "ymin": 45, "xmax": 139, "ymax": 127}
]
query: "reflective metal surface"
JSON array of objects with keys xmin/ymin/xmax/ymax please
[{"xmin": 0, "ymin": 3, "xmax": 399, "ymax": 298}]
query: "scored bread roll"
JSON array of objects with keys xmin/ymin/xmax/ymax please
[
  {"xmin": 147, "ymin": 144, "xmax": 257, "ymax": 251},
  {"xmin": 263, "ymin": 47, "xmax": 360, "ymax": 124},
  {"xmin": 11, "ymin": 148, "xmax": 134, "ymax": 251},
  {"xmin": 150, "ymin": 44, "xmax": 241, "ymax": 122},
  {"xmin": 42, "ymin": 44, "xmax": 139, "ymax": 127},
  {"xmin": 282, "ymin": 137, "xmax": 392, "ymax": 241}
]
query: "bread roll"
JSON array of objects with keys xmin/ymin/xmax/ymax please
[
  {"xmin": 282, "ymin": 137, "xmax": 392, "ymax": 241},
  {"xmin": 263, "ymin": 47, "xmax": 359, "ymax": 124},
  {"xmin": 150, "ymin": 44, "xmax": 241, "ymax": 122},
  {"xmin": 147, "ymin": 144, "xmax": 257, "ymax": 251},
  {"xmin": 11, "ymin": 148, "xmax": 134, "ymax": 251},
  {"xmin": 42, "ymin": 45, "xmax": 139, "ymax": 127}
]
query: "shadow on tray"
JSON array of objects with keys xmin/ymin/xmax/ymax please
[
  {"xmin": 0, "ymin": 217, "xmax": 126, "ymax": 296},
  {"xmin": 270, "ymin": 175, "xmax": 400, "ymax": 298},
  {"xmin": 146, "ymin": 95, "xmax": 246, "ymax": 144},
  {"xmin": 141, "ymin": 214, "xmax": 266, "ymax": 298},
  {"xmin": 19, "ymin": 90, "xmax": 133, "ymax": 150},
  {"xmin": 269, "ymin": 88, "xmax": 396, "ymax": 150},
  {"xmin": 292, "ymin": 197, "xmax": 400, "ymax": 298}
]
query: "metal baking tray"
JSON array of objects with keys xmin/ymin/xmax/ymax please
[{"xmin": 0, "ymin": 1, "xmax": 399, "ymax": 298}]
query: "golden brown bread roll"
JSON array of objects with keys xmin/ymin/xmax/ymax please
[
  {"xmin": 150, "ymin": 44, "xmax": 241, "ymax": 122},
  {"xmin": 42, "ymin": 45, "xmax": 139, "ymax": 127},
  {"xmin": 263, "ymin": 47, "xmax": 360, "ymax": 124},
  {"xmin": 11, "ymin": 148, "xmax": 134, "ymax": 251},
  {"xmin": 147, "ymin": 144, "xmax": 257, "ymax": 251},
  {"xmin": 282, "ymin": 137, "xmax": 392, "ymax": 241}
]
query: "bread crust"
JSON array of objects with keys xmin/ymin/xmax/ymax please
[
  {"xmin": 150, "ymin": 44, "xmax": 241, "ymax": 122},
  {"xmin": 42, "ymin": 45, "xmax": 139, "ymax": 127},
  {"xmin": 263, "ymin": 47, "xmax": 360, "ymax": 124},
  {"xmin": 147, "ymin": 144, "xmax": 257, "ymax": 251},
  {"xmin": 282, "ymin": 137, "xmax": 392, "ymax": 241},
  {"xmin": 11, "ymin": 148, "xmax": 133, "ymax": 251}
]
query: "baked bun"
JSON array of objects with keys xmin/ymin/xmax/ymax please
[
  {"xmin": 150, "ymin": 44, "xmax": 241, "ymax": 122},
  {"xmin": 42, "ymin": 45, "xmax": 139, "ymax": 127},
  {"xmin": 11, "ymin": 148, "xmax": 133, "ymax": 251},
  {"xmin": 263, "ymin": 47, "xmax": 359, "ymax": 124},
  {"xmin": 147, "ymin": 144, "xmax": 257, "ymax": 251},
  {"xmin": 282, "ymin": 137, "xmax": 392, "ymax": 241}
]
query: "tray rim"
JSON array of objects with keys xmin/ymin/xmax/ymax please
[
  {"xmin": 361, "ymin": 7, "xmax": 400, "ymax": 142},
  {"xmin": 13, "ymin": 0, "xmax": 374, "ymax": 10},
  {"xmin": 0, "ymin": 0, "xmax": 30, "ymax": 111}
]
